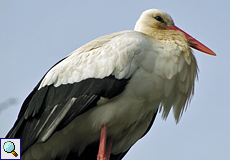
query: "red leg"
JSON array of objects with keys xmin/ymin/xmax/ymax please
[
  {"xmin": 105, "ymin": 137, "xmax": 113, "ymax": 160},
  {"xmin": 97, "ymin": 124, "xmax": 107, "ymax": 160},
  {"xmin": 97, "ymin": 124, "xmax": 113, "ymax": 160}
]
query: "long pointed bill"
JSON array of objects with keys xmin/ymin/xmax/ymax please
[{"xmin": 166, "ymin": 25, "xmax": 216, "ymax": 56}]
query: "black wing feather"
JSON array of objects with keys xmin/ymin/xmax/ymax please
[{"xmin": 6, "ymin": 74, "xmax": 130, "ymax": 155}]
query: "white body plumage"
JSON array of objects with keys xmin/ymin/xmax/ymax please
[{"xmin": 23, "ymin": 30, "xmax": 197, "ymax": 159}]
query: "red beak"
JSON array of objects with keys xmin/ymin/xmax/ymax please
[{"xmin": 166, "ymin": 25, "xmax": 216, "ymax": 56}]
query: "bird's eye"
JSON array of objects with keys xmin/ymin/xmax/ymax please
[{"xmin": 154, "ymin": 16, "xmax": 165, "ymax": 23}]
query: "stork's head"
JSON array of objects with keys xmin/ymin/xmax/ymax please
[
  {"xmin": 135, "ymin": 9, "xmax": 175, "ymax": 30},
  {"xmin": 135, "ymin": 9, "xmax": 216, "ymax": 56}
]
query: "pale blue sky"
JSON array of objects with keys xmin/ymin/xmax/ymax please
[{"xmin": 0, "ymin": 1, "xmax": 229, "ymax": 159}]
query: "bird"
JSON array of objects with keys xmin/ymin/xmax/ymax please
[{"xmin": 6, "ymin": 9, "xmax": 216, "ymax": 160}]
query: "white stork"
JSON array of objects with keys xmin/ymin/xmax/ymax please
[{"xmin": 6, "ymin": 9, "xmax": 215, "ymax": 160}]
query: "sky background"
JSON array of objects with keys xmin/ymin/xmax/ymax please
[{"xmin": 0, "ymin": 1, "xmax": 229, "ymax": 160}]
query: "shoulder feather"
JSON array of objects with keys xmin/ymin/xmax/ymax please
[{"xmin": 39, "ymin": 31, "xmax": 149, "ymax": 89}]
